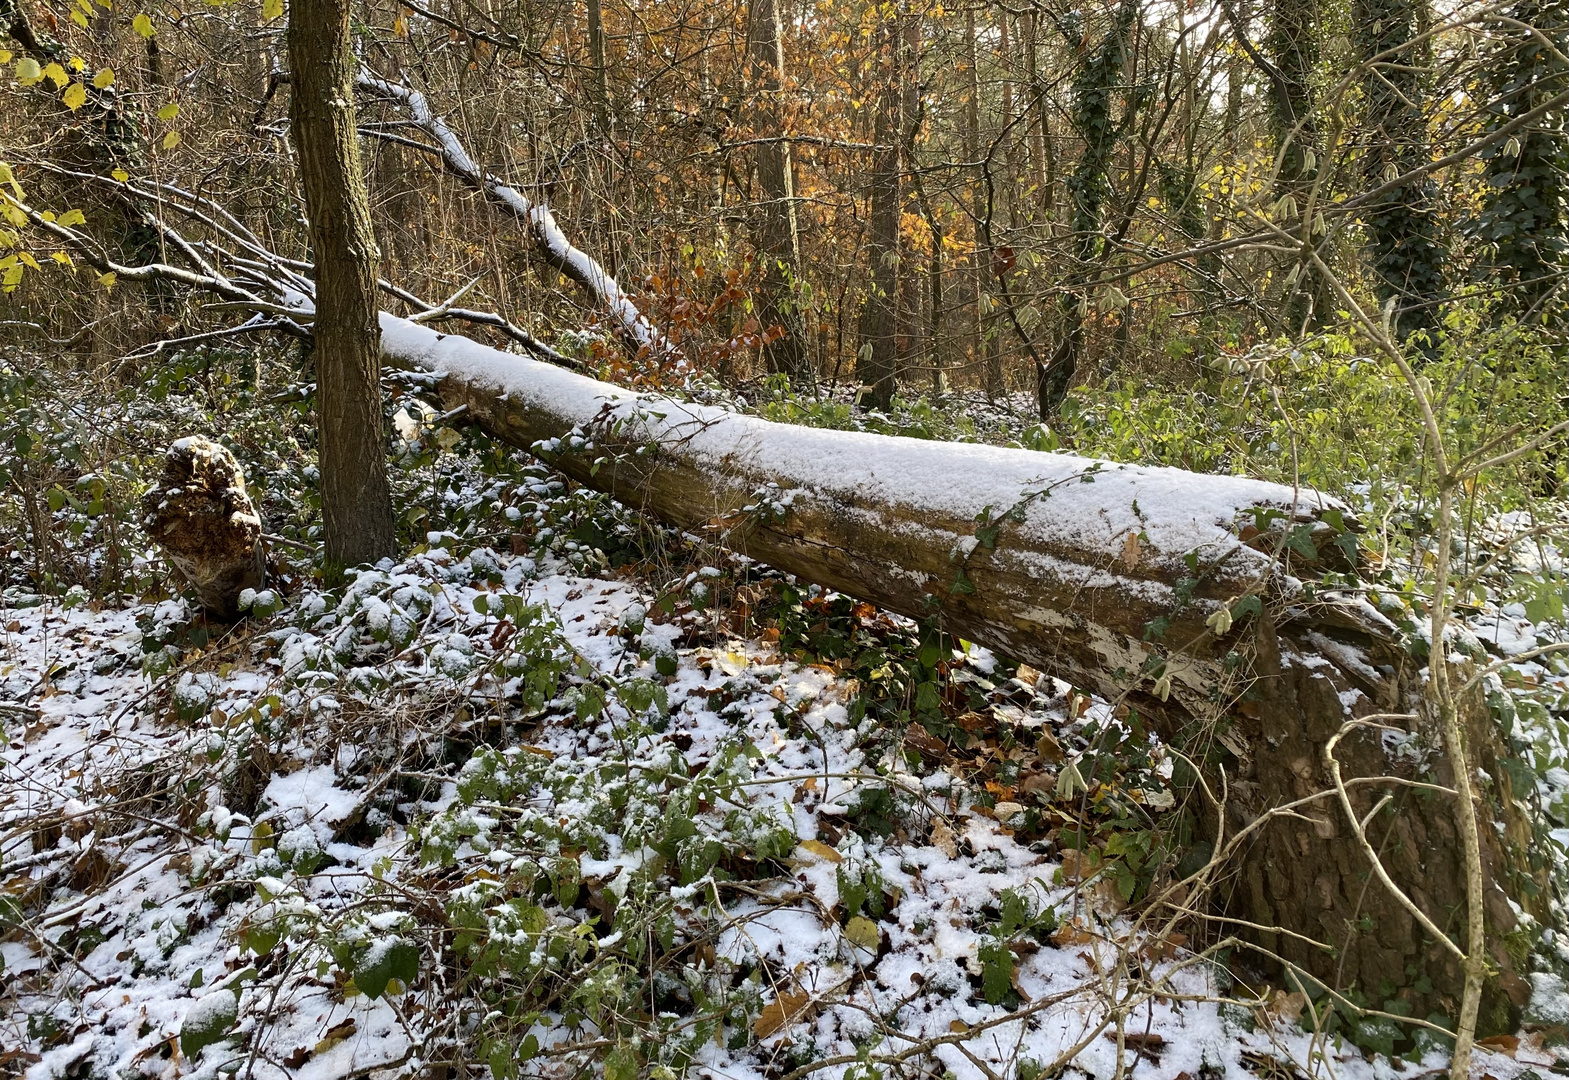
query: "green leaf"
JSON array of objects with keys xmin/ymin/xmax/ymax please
[
  {"xmin": 180, "ymin": 991, "xmax": 239, "ymax": 1059},
  {"xmin": 844, "ymin": 914, "xmax": 880, "ymax": 951},
  {"xmin": 355, "ymin": 940, "xmax": 419, "ymax": 1000},
  {"xmin": 978, "ymin": 940, "xmax": 1014, "ymax": 1004},
  {"xmin": 604, "ymin": 1046, "xmax": 639, "ymax": 1080}
]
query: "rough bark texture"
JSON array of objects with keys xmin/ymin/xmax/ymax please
[
  {"xmin": 140, "ymin": 437, "xmax": 265, "ymax": 619},
  {"xmin": 289, "ymin": 0, "xmax": 397, "ymax": 571},
  {"xmin": 379, "ymin": 316, "xmax": 1557, "ymax": 1032}
]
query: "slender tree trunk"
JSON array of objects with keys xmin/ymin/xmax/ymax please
[
  {"xmin": 1041, "ymin": 0, "xmax": 1140, "ymax": 419},
  {"xmin": 1356, "ymin": 0, "xmax": 1446, "ymax": 342},
  {"xmin": 587, "ymin": 0, "xmax": 610, "ymax": 132},
  {"xmin": 747, "ymin": 0, "xmax": 809, "ymax": 381},
  {"xmin": 860, "ymin": 9, "xmax": 901, "ymax": 412},
  {"xmin": 288, "ymin": 0, "xmax": 396, "ymax": 571},
  {"xmin": 1264, "ymin": 0, "xmax": 1324, "ymax": 334},
  {"xmin": 964, "ymin": 5, "xmax": 985, "ymax": 389}
]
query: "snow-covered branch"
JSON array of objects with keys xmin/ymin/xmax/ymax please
[{"xmin": 357, "ymin": 74, "xmax": 674, "ymax": 363}]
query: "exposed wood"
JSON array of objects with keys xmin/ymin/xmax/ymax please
[
  {"xmin": 378, "ymin": 314, "xmax": 1556, "ymax": 1031},
  {"xmin": 140, "ymin": 437, "xmax": 265, "ymax": 619}
]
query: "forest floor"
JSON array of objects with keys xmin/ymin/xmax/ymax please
[{"xmin": 4, "ymin": 531, "xmax": 1568, "ymax": 1080}]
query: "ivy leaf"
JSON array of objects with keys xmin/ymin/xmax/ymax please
[
  {"xmin": 180, "ymin": 991, "xmax": 239, "ymax": 1060},
  {"xmin": 354, "ymin": 940, "xmax": 419, "ymax": 1000}
]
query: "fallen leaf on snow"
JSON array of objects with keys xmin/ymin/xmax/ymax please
[
  {"xmin": 796, "ymin": 839, "xmax": 842, "ymax": 863},
  {"xmin": 753, "ymin": 989, "xmax": 811, "ymax": 1039}
]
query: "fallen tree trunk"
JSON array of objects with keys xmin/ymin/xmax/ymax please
[{"xmin": 379, "ymin": 314, "xmax": 1559, "ymax": 1035}]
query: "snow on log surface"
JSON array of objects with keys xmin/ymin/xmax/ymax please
[{"xmin": 378, "ymin": 314, "xmax": 1369, "ymax": 719}]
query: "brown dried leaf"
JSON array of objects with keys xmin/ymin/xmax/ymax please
[
  {"xmin": 1120, "ymin": 532, "xmax": 1142, "ymax": 569},
  {"xmin": 929, "ymin": 817, "xmax": 959, "ymax": 858},
  {"xmin": 753, "ymin": 989, "xmax": 811, "ymax": 1039}
]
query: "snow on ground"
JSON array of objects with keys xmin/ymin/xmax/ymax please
[{"xmin": 1, "ymin": 548, "xmax": 1562, "ymax": 1080}]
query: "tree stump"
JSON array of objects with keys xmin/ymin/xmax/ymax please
[{"xmin": 141, "ymin": 436, "xmax": 265, "ymax": 619}]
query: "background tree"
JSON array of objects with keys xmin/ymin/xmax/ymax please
[{"xmin": 1467, "ymin": 0, "xmax": 1569, "ymax": 322}]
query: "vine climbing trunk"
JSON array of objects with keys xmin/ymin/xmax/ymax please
[
  {"xmin": 376, "ymin": 313, "xmax": 1559, "ymax": 1038},
  {"xmin": 288, "ymin": 0, "xmax": 396, "ymax": 571}
]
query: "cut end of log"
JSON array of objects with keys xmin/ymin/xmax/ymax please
[{"xmin": 141, "ymin": 436, "xmax": 266, "ymax": 619}]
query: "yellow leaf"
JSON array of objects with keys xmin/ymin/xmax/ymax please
[
  {"xmin": 133, "ymin": 12, "xmax": 154, "ymax": 36},
  {"xmin": 62, "ymin": 82, "xmax": 87, "ymax": 111},
  {"xmin": 0, "ymin": 50, "xmax": 11, "ymax": 65},
  {"xmin": 752, "ymin": 989, "xmax": 810, "ymax": 1039},
  {"xmin": 157, "ymin": 102, "xmax": 179, "ymax": 120},
  {"xmin": 69, "ymin": 9, "xmax": 88, "ymax": 27},
  {"xmin": 2, "ymin": 262, "xmax": 23, "ymax": 287},
  {"xmin": 844, "ymin": 915, "xmax": 881, "ymax": 951},
  {"xmin": 51, "ymin": 251, "xmax": 72, "ymax": 266},
  {"xmin": 58, "ymin": 208, "xmax": 86, "ymax": 226},
  {"xmin": 0, "ymin": 228, "xmax": 16, "ymax": 247},
  {"xmin": 17, "ymin": 250, "xmax": 40, "ymax": 270},
  {"xmin": 263, "ymin": 0, "xmax": 283, "ymax": 19},
  {"xmin": 97, "ymin": 271, "xmax": 116, "ymax": 289},
  {"xmin": 162, "ymin": 130, "xmax": 180, "ymax": 150},
  {"xmin": 15, "ymin": 58, "xmax": 42, "ymax": 85},
  {"xmin": 40, "ymin": 211, "xmax": 55, "ymax": 222},
  {"xmin": 93, "ymin": 68, "xmax": 114, "ymax": 88},
  {"xmin": 42, "ymin": 63, "xmax": 68, "ymax": 89},
  {"xmin": 67, "ymin": 56, "xmax": 85, "ymax": 72},
  {"xmin": 796, "ymin": 839, "xmax": 842, "ymax": 864},
  {"xmin": 2, "ymin": 205, "xmax": 25, "ymax": 228},
  {"xmin": 95, "ymin": 0, "xmax": 113, "ymax": 7},
  {"xmin": 111, "ymin": 168, "xmax": 129, "ymax": 182}
]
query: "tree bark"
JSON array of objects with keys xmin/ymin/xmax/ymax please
[
  {"xmin": 141, "ymin": 437, "xmax": 265, "ymax": 619},
  {"xmin": 288, "ymin": 0, "xmax": 397, "ymax": 572},
  {"xmin": 859, "ymin": 8, "xmax": 902, "ymax": 412},
  {"xmin": 746, "ymin": 0, "xmax": 809, "ymax": 381},
  {"xmin": 378, "ymin": 313, "xmax": 1557, "ymax": 1034}
]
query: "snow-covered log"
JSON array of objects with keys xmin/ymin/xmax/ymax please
[
  {"xmin": 358, "ymin": 75, "xmax": 673, "ymax": 362},
  {"xmin": 378, "ymin": 315, "xmax": 1557, "ymax": 1034},
  {"xmin": 141, "ymin": 437, "xmax": 266, "ymax": 619}
]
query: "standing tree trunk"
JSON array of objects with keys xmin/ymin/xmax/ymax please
[
  {"xmin": 1263, "ymin": 0, "xmax": 1326, "ymax": 334},
  {"xmin": 1355, "ymin": 0, "xmax": 1446, "ymax": 343},
  {"xmin": 288, "ymin": 0, "xmax": 397, "ymax": 571},
  {"xmin": 747, "ymin": 0, "xmax": 809, "ymax": 382},
  {"xmin": 1041, "ymin": 0, "xmax": 1140, "ymax": 419},
  {"xmin": 860, "ymin": 8, "xmax": 902, "ymax": 412}
]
